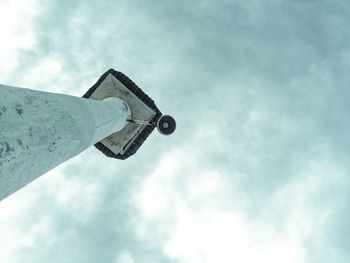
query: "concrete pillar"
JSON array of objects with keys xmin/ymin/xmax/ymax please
[{"xmin": 0, "ymin": 84, "xmax": 131, "ymax": 201}]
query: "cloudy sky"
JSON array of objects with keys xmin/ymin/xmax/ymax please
[{"xmin": 1, "ymin": 0, "xmax": 350, "ymax": 262}]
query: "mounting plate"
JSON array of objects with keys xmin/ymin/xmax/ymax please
[{"xmin": 83, "ymin": 69, "xmax": 162, "ymax": 160}]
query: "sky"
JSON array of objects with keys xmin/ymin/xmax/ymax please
[{"xmin": 1, "ymin": 0, "xmax": 350, "ymax": 262}]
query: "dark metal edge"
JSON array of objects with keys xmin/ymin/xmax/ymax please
[{"xmin": 83, "ymin": 69, "xmax": 162, "ymax": 160}]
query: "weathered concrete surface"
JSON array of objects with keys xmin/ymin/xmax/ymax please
[{"xmin": 0, "ymin": 84, "xmax": 130, "ymax": 201}]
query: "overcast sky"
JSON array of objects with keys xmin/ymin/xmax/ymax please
[{"xmin": 1, "ymin": 0, "xmax": 350, "ymax": 262}]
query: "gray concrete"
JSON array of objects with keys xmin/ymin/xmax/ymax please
[{"xmin": 0, "ymin": 84, "xmax": 130, "ymax": 201}]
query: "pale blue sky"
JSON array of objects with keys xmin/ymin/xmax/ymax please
[{"xmin": 1, "ymin": 0, "xmax": 350, "ymax": 262}]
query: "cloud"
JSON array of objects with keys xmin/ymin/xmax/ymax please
[
  {"xmin": 133, "ymin": 144, "xmax": 347, "ymax": 263},
  {"xmin": 2, "ymin": 0, "xmax": 350, "ymax": 263},
  {"xmin": 0, "ymin": 0, "xmax": 39, "ymax": 82},
  {"xmin": 114, "ymin": 249, "xmax": 135, "ymax": 263}
]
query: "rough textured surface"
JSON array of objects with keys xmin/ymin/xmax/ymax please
[{"xmin": 0, "ymin": 84, "xmax": 130, "ymax": 201}]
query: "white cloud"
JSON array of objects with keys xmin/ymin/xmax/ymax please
[
  {"xmin": 0, "ymin": 0, "xmax": 39, "ymax": 81},
  {"xmin": 19, "ymin": 57, "xmax": 63, "ymax": 89},
  {"xmin": 115, "ymin": 250, "xmax": 135, "ymax": 263},
  {"xmin": 164, "ymin": 207, "xmax": 305, "ymax": 263},
  {"xmin": 134, "ymin": 145, "xmax": 346, "ymax": 263},
  {"xmin": 0, "ymin": 191, "xmax": 36, "ymax": 263}
]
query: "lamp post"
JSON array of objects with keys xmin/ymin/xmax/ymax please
[
  {"xmin": 0, "ymin": 84, "xmax": 130, "ymax": 201},
  {"xmin": 0, "ymin": 69, "xmax": 176, "ymax": 201}
]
